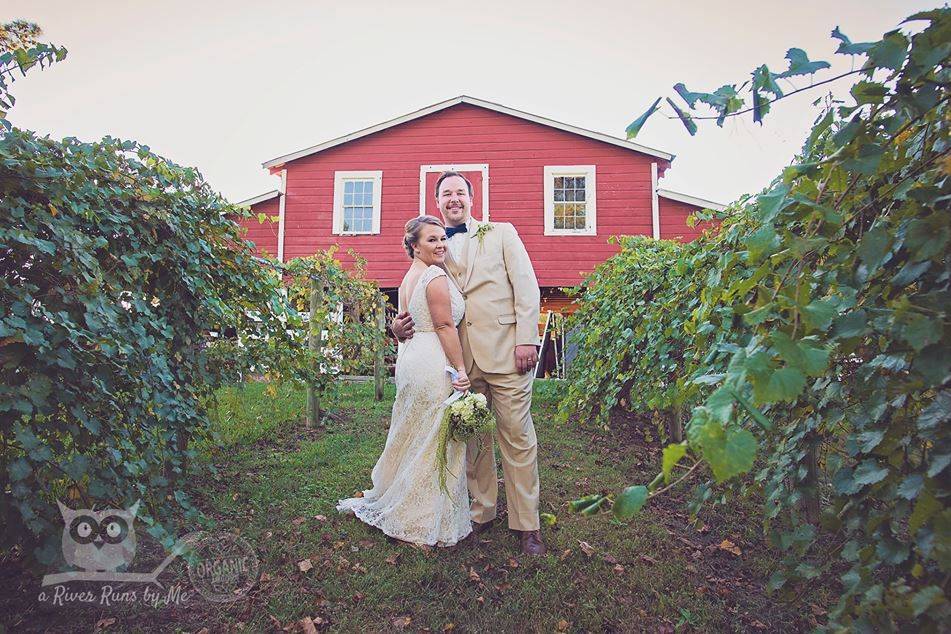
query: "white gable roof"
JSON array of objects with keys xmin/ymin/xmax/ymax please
[
  {"xmin": 235, "ymin": 190, "xmax": 280, "ymax": 207},
  {"xmin": 656, "ymin": 188, "xmax": 726, "ymax": 212},
  {"xmin": 262, "ymin": 95, "xmax": 675, "ymax": 169}
]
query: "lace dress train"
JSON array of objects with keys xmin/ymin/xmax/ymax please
[{"xmin": 336, "ymin": 265, "xmax": 471, "ymax": 547}]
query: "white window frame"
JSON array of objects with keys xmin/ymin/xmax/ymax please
[
  {"xmin": 332, "ymin": 170, "xmax": 383, "ymax": 235},
  {"xmin": 419, "ymin": 163, "xmax": 489, "ymax": 221},
  {"xmin": 544, "ymin": 165, "xmax": 597, "ymax": 236}
]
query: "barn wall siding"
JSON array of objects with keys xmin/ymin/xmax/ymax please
[
  {"xmin": 232, "ymin": 196, "xmax": 280, "ymax": 259},
  {"xmin": 251, "ymin": 103, "xmax": 708, "ymax": 288},
  {"xmin": 658, "ymin": 197, "xmax": 717, "ymax": 242}
]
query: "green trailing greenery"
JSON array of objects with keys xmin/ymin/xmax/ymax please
[
  {"xmin": 0, "ymin": 126, "xmax": 296, "ymax": 566},
  {"xmin": 0, "ymin": 21, "xmax": 66, "ymax": 131},
  {"xmin": 566, "ymin": 9, "xmax": 950, "ymax": 631},
  {"xmin": 0, "ymin": 21, "xmax": 388, "ymax": 570},
  {"xmin": 225, "ymin": 247, "xmax": 389, "ymax": 402},
  {"xmin": 435, "ymin": 391, "xmax": 495, "ymax": 497}
]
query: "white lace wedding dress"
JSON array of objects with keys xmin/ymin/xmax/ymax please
[{"xmin": 336, "ymin": 265, "xmax": 472, "ymax": 547}]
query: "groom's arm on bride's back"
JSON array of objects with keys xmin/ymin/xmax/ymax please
[
  {"xmin": 501, "ymin": 224, "xmax": 541, "ymax": 373},
  {"xmin": 391, "ymin": 311, "xmax": 415, "ymax": 342}
]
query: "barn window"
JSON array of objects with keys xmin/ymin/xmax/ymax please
[
  {"xmin": 333, "ymin": 171, "xmax": 383, "ymax": 235},
  {"xmin": 543, "ymin": 165, "xmax": 596, "ymax": 236}
]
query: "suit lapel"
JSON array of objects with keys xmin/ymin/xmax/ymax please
[{"xmin": 460, "ymin": 219, "xmax": 481, "ymax": 291}]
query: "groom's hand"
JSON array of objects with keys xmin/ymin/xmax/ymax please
[
  {"xmin": 391, "ymin": 311, "xmax": 415, "ymax": 342},
  {"xmin": 515, "ymin": 345, "xmax": 538, "ymax": 374}
]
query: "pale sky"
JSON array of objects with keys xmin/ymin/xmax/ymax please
[{"xmin": 5, "ymin": 0, "xmax": 934, "ymax": 206}]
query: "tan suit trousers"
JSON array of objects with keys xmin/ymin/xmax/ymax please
[{"xmin": 465, "ymin": 362, "xmax": 540, "ymax": 531}]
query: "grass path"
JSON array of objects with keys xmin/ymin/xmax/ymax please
[{"xmin": 3, "ymin": 380, "xmax": 833, "ymax": 632}]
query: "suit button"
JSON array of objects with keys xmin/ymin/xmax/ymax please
[
  {"xmin": 462, "ymin": 293, "xmax": 467, "ymax": 299},
  {"xmin": 466, "ymin": 321, "xmax": 472, "ymax": 326}
]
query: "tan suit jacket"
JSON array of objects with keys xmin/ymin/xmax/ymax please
[{"xmin": 444, "ymin": 218, "xmax": 540, "ymax": 375}]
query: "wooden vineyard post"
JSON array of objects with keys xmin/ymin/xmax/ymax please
[
  {"xmin": 306, "ymin": 275, "xmax": 321, "ymax": 427},
  {"xmin": 374, "ymin": 294, "xmax": 385, "ymax": 401},
  {"xmin": 668, "ymin": 405, "xmax": 684, "ymax": 443},
  {"xmin": 803, "ymin": 434, "xmax": 821, "ymax": 523}
]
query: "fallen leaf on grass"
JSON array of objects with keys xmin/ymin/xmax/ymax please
[
  {"xmin": 442, "ymin": 624, "xmax": 456, "ymax": 632},
  {"xmin": 468, "ymin": 567, "xmax": 482, "ymax": 582},
  {"xmin": 476, "ymin": 596, "xmax": 485, "ymax": 605},
  {"xmin": 718, "ymin": 539, "xmax": 742, "ymax": 556},
  {"xmin": 506, "ymin": 558, "xmax": 519, "ymax": 569},
  {"xmin": 299, "ymin": 616, "xmax": 318, "ymax": 634},
  {"xmin": 640, "ymin": 554, "xmax": 658, "ymax": 565},
  {"xmin": 557, "ymin": 619, "xmax": 570, "ymax": 632},
  {"xmin": 352, "ymin": 592, "xmax": 365, "ymax": 603},
  {"xmin": 559, "ymin": 548, "xmax": 572, "ymax": 560},
  {"xmin": 392, "ymin": 616, "xmax": 412, "ymax": 630},
  {"xmin": 602, "ymin": 553, "xmax": 619, "ymax": 565},
  {"xmin": 750, "ymin": 619, "xmax": 768, "ymax": 629},
  {"xmin": 297, "ymin": 559, "xmax": 313, "ymax": 573},
  {"xmin": 810, "ymin": 604, "xmax": 827, "ymax": 616},
  {"xmin": 612, "ymin": 564, "xmax": 625, "ymax": 575},
  {"xmin": 292, "ymin": 516, "xmax": 306, "ymax": 526},
  {"xmin": 352, "ymin": 562, "xmax": 368, "ymax": 574},
  {"xmin": 94, "ymin": 618, "xmax": 117, "ymax": 631},
  {"xmin": 676, "ymin": 536, "xmax": 702, "ymax": 550},
  {"xmin": 353, "ymin": 491, "xmax": 364, "ymax": 498},
  {"xmin": 578, "ymin": 541, "xmax": 595, "ymax": 557},
  {"xmin": 313, "ymin": 514, "xmax": 327, "ymax": 522},
  {"xmin": 385, "ymin": 553, "xmax": 402, "ymax": 565}
]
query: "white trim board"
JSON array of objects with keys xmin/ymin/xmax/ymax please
[
  {"xmin": 419, "ymin": 164, "xmax": 489, "ymax": 222},
  {"xmin": 650, "ymin": 163, "xmax": 660, "ymax": 240},
  {"xmin": 263, "ymin": 96, "xmax": 675, "ymax": 169},
  {"xmin": 656, "ymin": 188, "xmax": 726, "ymax": 212},
  {"xmin": 277, "ymin": 170, "xmax": 287, "ymax": 262},
  {"xmin": 235, "ymin": 190, "xmax": 280, "ymax": 208}
]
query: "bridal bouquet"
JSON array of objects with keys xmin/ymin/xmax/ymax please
[{"xmin": 436, "ymin": 371, "xmax": 496, "ymax": 496}]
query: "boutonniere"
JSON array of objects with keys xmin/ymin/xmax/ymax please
[{"xmin": 474, "ymin": 222, "xmax": 493, "ymax": 247}]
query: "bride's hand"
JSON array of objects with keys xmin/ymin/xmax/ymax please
[{"xmin": 452, "ymin": 370, "xmax": 471, "ymax": 392}]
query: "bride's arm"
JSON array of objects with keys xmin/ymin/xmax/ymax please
[{"xmin": 426, "ymin": 276, "xmax": 469, "ymax": 388}]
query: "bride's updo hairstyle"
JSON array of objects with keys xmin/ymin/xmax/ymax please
[{"xmin": 403, "ymin": 215, "xmax": 445, "ymax": 259}]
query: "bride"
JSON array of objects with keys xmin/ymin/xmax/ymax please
[{"xmin": 336, "ymin": 215, "xmax": 473, "ymax": 547}]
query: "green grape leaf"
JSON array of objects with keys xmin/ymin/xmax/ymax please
[
  {"xmin": 776, "ymin": 48, "xmax": 830, "ymax": 78},
  {"xmin": 626, "ymin": 97, "xmax": 662, "ymax": 139},
  {"xmin": 662, "ymin": 443, "xmax": 688, "ymax": 483},
  {"xmin": 613, "ymin": 485, "xmax": 648, "ymax": 520},
  {"xmin": 690, "ymin": 416, "xmax": 757, "ymax": 482}
]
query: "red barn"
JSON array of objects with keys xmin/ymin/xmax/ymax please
[{"xmin": 233, "ymin": 95, "xmax": 723, "ymax": 317}]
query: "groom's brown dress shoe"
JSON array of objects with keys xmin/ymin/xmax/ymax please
[
  {"xmin": 519, "ymin": 530, "xmax": 547, "ymax": 556},
  {"xmin": 472, "ymin": 520, "xmax": 494, "ymax": 535}
]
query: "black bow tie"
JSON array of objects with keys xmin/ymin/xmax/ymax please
[{"xmin": 446, "ymin": 224, "xmax": 468, "ymax": 238}]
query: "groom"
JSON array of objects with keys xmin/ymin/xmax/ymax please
[{"xmin": 391, "ymin": 171, "xmax": 547, "ymax": 556}]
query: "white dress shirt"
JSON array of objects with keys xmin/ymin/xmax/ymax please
[{"xmin": 446, "ymin": 217, "xmax": 471, "ymax": 262}]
